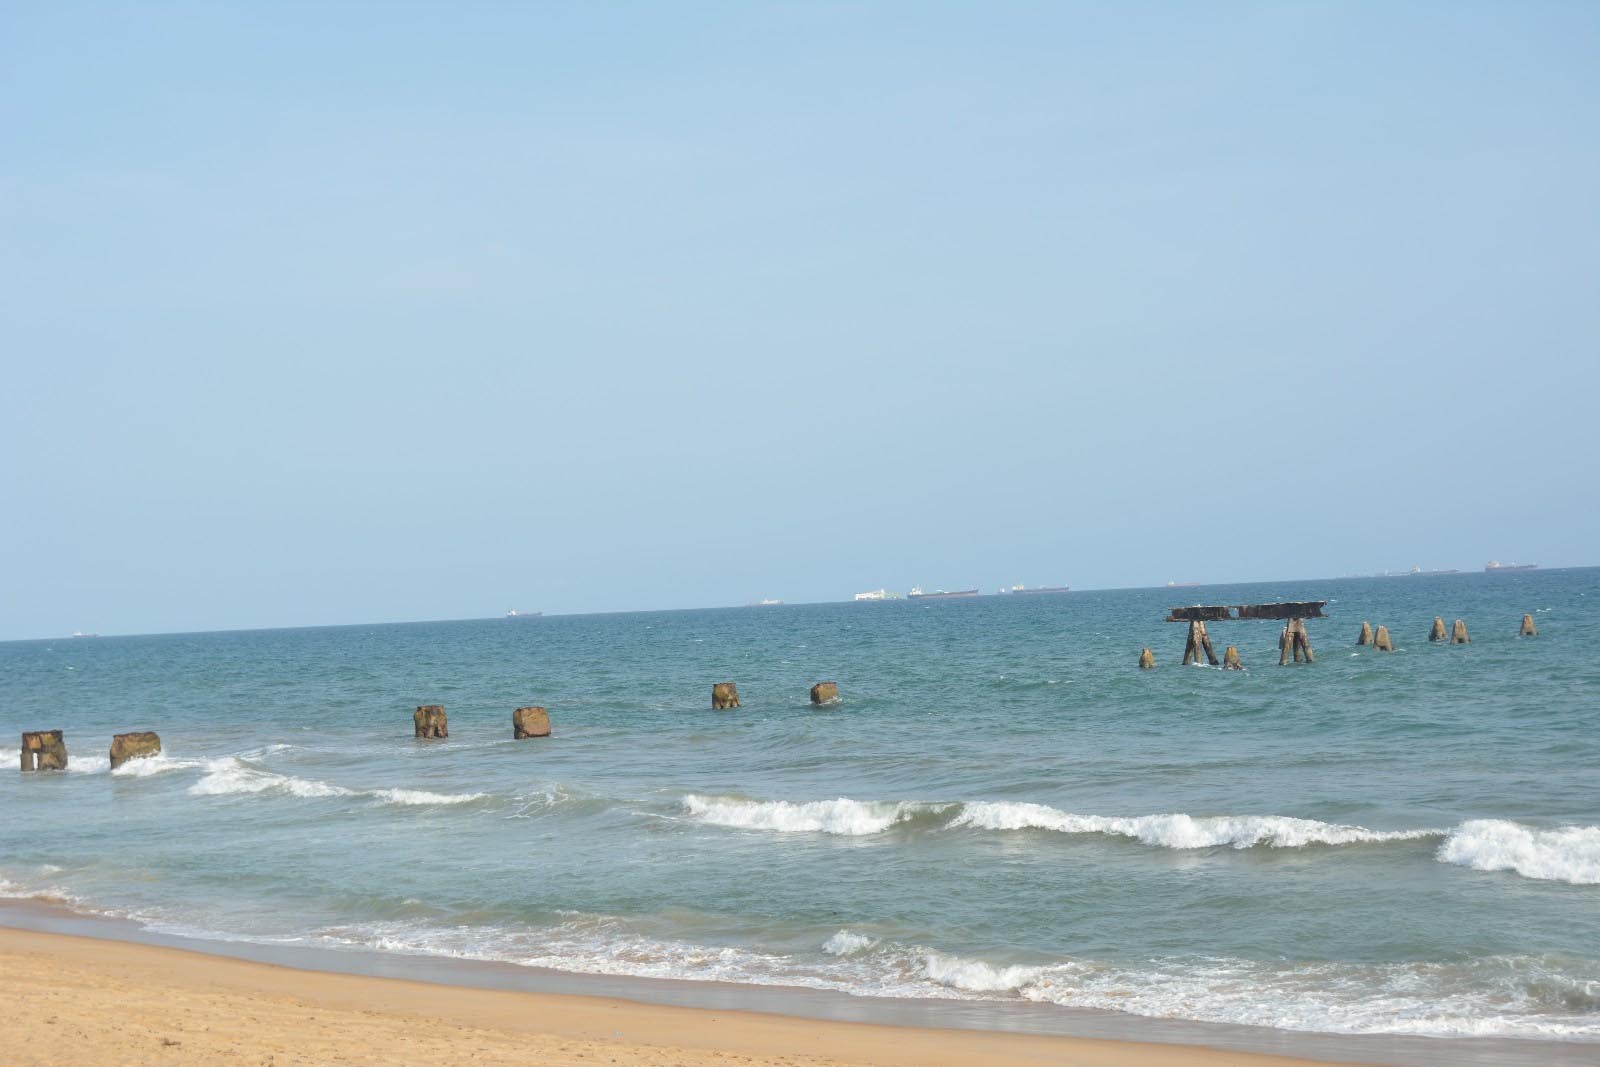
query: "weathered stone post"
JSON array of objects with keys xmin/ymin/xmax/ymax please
[
  {"xmin": 1138, "ymin": 647, "xmax": 1156, "ymax": 670},
  {"xmin": 413, "ymin": 705, "xmax": 448, "ymax": 739},
  {"xmin": 109, "ymin": 732, "xmax": 161, "ymax": 769},
  {"xmin": 1429, "ymin": 617, "xmax": 1447, "ymax": 642},
  {"xmin": 1222, "ymin": 646, "xmax": 1243, "ymax": 670},
  {"xmin": 809, "ymin": 682, "xmax": 839, "ymax": 704},
  {"xmin": 711, "ymin": 682, "xmax": 740, "ymax": 710},
  {"xmin": 1183, "ymin": 621, "xmax": 1218, "ymax": 666},
  {"xmin": 1278, "ymin": 619, "xmax": 1313, "ymax": 664},
  {"xmin": 1372, "ymin": 625, "xmax": 1393, "ymax": 651},
  {"xmin": 1357, "ymin": 621, "xmax": 1372, "ymax": 646},
  {"xmin": 1520, "ymin": 613, "xmax": 1537, "ymax": 637},
  {"xmin": 1452, "ymin": 619, "xmax": 1470, "ymax": 644},
  {"xmin": 20, "ymin": 731, "xmax": 68, "ymax": 772},
  {"xmin": 512, "ymin": 706, "xmax": 551, "ymax": 739}
]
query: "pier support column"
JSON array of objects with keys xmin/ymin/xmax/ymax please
[
  {"xmin": 1373, "ymin": 625, "xmax": 1393, "ymax": 651},
  {"xmin": 1182, "ymin": 621, "xmax": 1218, "ymax": 666},
  {"xmin": 1222, "ymin": 646, "xmax": 1243, "ymax": 670},
  {"xmin": 1138, "ymin": 648, "xmax": 1156, "ymax": 670},
  {"xmin": 109, "ymin": 732, "xmax": 161, "ymax": 769},
  {"xmin": 20, "ymin": 731, "xmax": 67, "ymax": 772},
  {"xmin": 1278, "ymin": 618, "xmax": 1313, "ymax": 665},
  {"xmin": 1357, "ymin": 621, "xmax": 1372, "ymax": 646},
  {"xmin": 712, "ymin": 682, "xmax": 740, "ymax": 710},
  {"xmin": 1452, "ymin": 619, "xmax": 1470, "ymax": 644},
  {"xmin": 1520, "ymin": 614, "xmax": 1537, "ymax": 637},
  {"xmin": 513, "ymin": 707, "xmax": 551, "ymax": 739},
  {"xmin": 413, "ymin": 705, "xmax": 448, "ymax": 739},
  {"xmin": 1429, "ymin": 617, "xmax": 1447, "ymax": 642},
  {"xmin": 809, "ymin": 682, "xmax": 839, "ymax": 704}
]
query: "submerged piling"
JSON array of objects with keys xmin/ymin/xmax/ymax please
[
  {"xmin": 1520, "ymin": 613, "xmax": 1537, "ymax": 637},
  {"xmin": 413, "ymin": 705, "xmax": 448, "ymax": 739},
  {"xmin": 1372, "ymin": 625, "xmax": 1393, "ymax": 652},
  {"xmin": 809, "ymin": 682, "xmax": 839, "ymax": 704},
  {"xmin": 1182, "ymin": 621, "xmax": 1218, "ymax": 666},
  {"xmin": 1223, "ymin": 646, "xmax": 1243, "ymax": 670},
  {"xmin": 1138, "ymin": 647, "xmax": 1156, "ymax": 670},
  {"xmin": 1429, "ymin": 617, "xmax": 1447, "ymax": 642},
  {"xmin": 1357, "ymin": 621, "xmax": 1373, "ymax": 646},
  {"xmin": 109, "ymin": 732, "xmax": 161, "ymax": 769},
  {"xmin": 712, "ymin": 682, "xmax": 740, "ymax": 710},
  {"xmin": 20, "ymin": 731, "xmax": 67, "ymax": 772},
  {"xmin": 513, "ymin": 706, "xmax": 551, "ymax": 739},
  {"xmin": 1452, "ymin": 619, "xmax": 1470, "ymax": 644}
]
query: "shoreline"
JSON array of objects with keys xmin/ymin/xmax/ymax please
[
  {"xmin": 0, "ymin": 901, "xmax": 1583, "ymax": 1067},
  {"xmin": 0, "ymin": 924, "xmax": 1338, "ymax": 1067}
]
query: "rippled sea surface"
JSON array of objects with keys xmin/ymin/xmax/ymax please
[{"xmin": 3, "ymin": 570, "xmax": 1597, "ymax": 1044}]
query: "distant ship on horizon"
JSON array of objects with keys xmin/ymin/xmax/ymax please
[
  {"xmin": 1485, "ymin": 561, "xmax": 1538, "ymax": 573},
  {"xmin": 1004, "ymin": 584, "xmax": 1071, "ymax": 595},
  {"xmin": 908, "ymin": 586, "xmax": 980, "ymax": 600},
  {"xmin": 1166, "ymin": 580, "xmax": 1201, "ymax": 589},
  {"xmin": 853, "ymin": 588, "xmax": 902, "ymax": 601},
  {"xmin": 504, "ymin": 609, "xmax": 543, "ymax": 618}
]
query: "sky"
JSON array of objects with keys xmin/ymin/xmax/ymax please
[{"xmin": 2, "ymin": 2, "xmax": 1598, "ymax": 639}]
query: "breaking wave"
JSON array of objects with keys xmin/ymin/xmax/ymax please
[
  {"xmin": 681, "ymin": 795, "xmax": 945, "ymax": 835},
  {"xmin": 1437, "ymin": 820, "xmax": 1600, "ymax": 885},
  {"xmin": 188, "ymin": 759, "xmax": 484, "ymax": 807}
]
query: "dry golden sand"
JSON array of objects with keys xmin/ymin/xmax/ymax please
[{"xmin": 0, "ymin": 928, "xmax": 1342, "ymax": 1067}]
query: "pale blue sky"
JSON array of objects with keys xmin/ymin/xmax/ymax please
[{"xmin": 3, "ymin": 2, "xmax": 1597, "ymax": 639}]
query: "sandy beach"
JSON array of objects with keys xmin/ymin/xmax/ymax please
[{"xmin": 0, "ymin": 927, "xmax": 1342, "ymax": 1067}]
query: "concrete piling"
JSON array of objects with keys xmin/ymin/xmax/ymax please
[
  {"xmin": 809, "ymin": 682, "xmax": 839, "ymax": 705},
  {"xmin": 1452, "ymin": 619, "xmax": 1470, "ymax": 644},
  {"xmin": 109, "ymin": 732, "xmax": 161, "ymax": 769},
  {"xmin": 1182, "ymin": 621, "xmax": 1219, "ymax": 666},
  {"xmin": 1222, "ymin": 646, "xmax": 1243, "ymax": 670},
  {"xmin": 513, "ymin": 706, "xmax": 551, "ymax": 739},
  {"xmin": 20, "ymin": 731, "xmax": 68, "ymax": 772},
  {"xmin": 1372, "ymin": 625, "xmax": 1393, "ymax": 651},
  {"xmin": 1278, "ymin": 618, "xmax": 1313, "ymax": 665},
  {"xmin": 1138, "ymin": 647, "xmax": 1156, "ymax": 669},
  {"xmin": 1357, "ymin": 621, "xmax": 1372, "ymax": 646},
  {"xmin": 1429, "ymin": 617, "xmax": 1447, "ymax": 642},
  {"xmin": 712, "ymin": 682, "xmax": 740, "ymax": 710},
  {"xmin": 413, "ymin": 705, "xmax": 448, "ymax": 739},
  {"xmin": 1520, "ymin": 613, "xmax": 1537, "ymax": 636}
]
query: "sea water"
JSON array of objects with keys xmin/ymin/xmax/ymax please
[{"xmin": 2, "ymin": 571, "xmax": 1597, "ymax": 1048}]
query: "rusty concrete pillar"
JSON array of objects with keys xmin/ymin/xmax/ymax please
[
  {"xmin": 20, "ymin": 731, "xmax": 67, "ymax": 772},
  {"xmin": 712, "ymin": 682, "xmax": 740, "ymax": 710},
  {"xmin": 1372, "ymin": 625, "xmax": 1393, "ymax": 651},
  {"xmin": 413, "ymin": 705, "xmax": 448, "ymax": 739},
  {"xmin": 1520, "ymin": 613, "xmax": 1537, "ymax": 637},
  {"xmin": 513, "ymin": 706, "xmax": 551, "ymax": 739},
  {"xmin": 1429, "ymin": 617, "xmax": 1447, "ymax": 642},
  {"xmin": 1452, "ymin": 619, "xmax": 1470, "ymax": 644},
  {"xmin": 1138, "ymin": 647, "xmax": 1155, "ymax": 669},
  {"xmin": 1357, "ymin": 621, "xmax": 1372, "ymax": 646},
  {"xmin": 1222, "ymin": 646, "xmax": 1243, "ymax": 670},
  {"xmin": 809, "ymin": 682, "xmax": 839, "ymax": 704},
  {"xmin": 109, "ymin": 732, "xmax": 161, "ymax": 769}
]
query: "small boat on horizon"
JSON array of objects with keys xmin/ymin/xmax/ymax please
[
  {"xmin": 1166, "ymin": 580, "xmax": 1201, "ymax": 589},
  {"xmin": 504, "ymin": 609, "xmax": 543, "ymax": 618},
  {"xmin": 1484, "ymin": 561, "xmax": 1538, "ymax": 573}
]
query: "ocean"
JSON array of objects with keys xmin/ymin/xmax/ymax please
[{"xmin": 2, "ymin": 570, "xmax": 1596, "ymax": 1058}]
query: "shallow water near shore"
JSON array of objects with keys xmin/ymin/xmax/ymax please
[{"xmin": 2, "ymin": 571, "xmax": 1597, "ymax": 1055}]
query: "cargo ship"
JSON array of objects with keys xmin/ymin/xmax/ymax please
[
  {"xmin": 1005, "ymin": 584, "xmax": 1071, "ymax": 595},
  {"xmin": 854, "ymin": 588, "xmax": 902, "ymax": 601},
  {"xmin": 504, "ymin": 609, "xmax": 543, "ymax": 618},
  {"xmin": 1484, "ymin": 561, "xmax": 1538, "ymax": 573},
  {"xmin": 1166, "ymin": 580, "xmax": 1201, "ymax": 589},
  {"xmin": 908, "ymin": 586, "xmax": 980, "ymax": 600}
]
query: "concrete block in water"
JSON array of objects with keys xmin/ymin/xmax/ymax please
[
  {"xmin": 1357, "ymin": 621, "xmax": 1372, "ymax": 646},
  {"xmin": 1138, "ymin": 648, "xmax": 1155, "ymax": 670},
  {"xmin": 1429, "ymin": 617, "xmax": 1447, "ymax": 642},
  {"xmin": 414, "ymin": 705, "xmax": 448, "ymax": 739},
  {"xmin": 1452, "ymin": 619, "xmax": 1470, "ymax": 644},
  {"xmin": 109, "ymin": 732, "xmax": 161, "ymax": 769},
  {"xmin": 809, "ymin": 682, "xmax": 839, "ymax": 705},
  {"xmin": 1223, "ymin": 646, "xmax": 1243, "ymax": 670},
  {"xmin": 712, "ymin": 682, "xmax": 740, "ymax": 710},
  {"xmin": 1521, "ymin": 613, "xmax": 1537, "ymax": 637},
  {"xmin": 1372, "ymin": 625, "xmax": 1393, "ymax": 652},
  {"xmin": 513, "ymin": 706, "xmax": 551, "ymax": 739},
  {"xmin": 20, "ymin": 731, "xmax": 67, "ymax": 772}
]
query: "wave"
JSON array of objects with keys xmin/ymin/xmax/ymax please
[
  {"xmin": 950, "ymin": 802, "xmax": 1443, "ymax": 849},
  {"xmin": 188, "ymin": 759, "xmax": 484, "ymax": 807},
  {"xmin": 1437, "ymin": 820, "xmax": 1600, "ymax": 885},
  {"xmin": 681, "ymin": 795, "xmax": 946, "ymax": 835}
]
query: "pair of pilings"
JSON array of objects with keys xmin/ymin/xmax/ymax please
[
  {"xmin": 412, "ymin": 705, "xmax": 552, "ymax": 740},
  {"xmin": 714, "ymin": 682, "xmax": 841, "ymax": 709},
  {"xmin": 19, "ymin": 731, "xmax": 161, "ymax": 773}
]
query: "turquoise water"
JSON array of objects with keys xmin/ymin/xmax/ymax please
[{"xmin": 2, "ymin": 571, "xmax": 1597, "ymax": 1044}]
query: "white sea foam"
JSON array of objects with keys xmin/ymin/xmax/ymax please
[
  {"xmin": 822, "ymin": 929, "xmax": 876, "ymax": 956},
  {"xmin": 950, "ymin": 802, "xmax": 1442, "ymax": 849},
  {"xmin": 1437, "ymin": 820, "xmax": 1600, "ymax": 885},
  {"xmin": 66, "ymin": 754, "xmax": 112, "ymax": 774},
  {"xmin": 188, "ymin": 758, "xmax": 482, "ymax": 806},
  {"xmin": 111, "ymin": 754, "xmax": 206, "ymax": 778},
  {"xmin": 681, "ymin": 795, "xmax": 936, "ymax": 835}
]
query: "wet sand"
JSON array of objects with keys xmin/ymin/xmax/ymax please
[{"xmin": 0, "ymin": 927, "xmax": 1341, "ymax": 1067}]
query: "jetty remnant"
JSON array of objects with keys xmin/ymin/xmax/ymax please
[
  {"xmin": 1521, "ymin": 614, "xmax": 1537, "ymax": 636},
  {"xmin": 712, "ymin": 682, "xmax": 740, "ymax": 710},
  {"xmin": 809, "ymin": 682, "xmax": 839, "ymax": 705},
  {"xmin": 513, "ymin": 706, "xmax": 551, "ymax": 739},
  {"xmin": 1166, "ymin": 603, "xmax": 1325, "ymax": 668},
  {"xmin": 1223, "ymin": 646, "xmax": 1243, "ymax": 670},
  {"xmin": 413, "ymin": 705, "xmax": 448, "ymax": 739},
  {"xmin": 1138, "ymin": 648, "xmax": 1156, "ymax": 669},
  {"xmin": 109, "ymin": 732, "xmax": 161, "ymax": 769},
  {"xmin": 1373, "ymin": 625, "xmax": 1393, "ymax": 651},
  {"xmin": 20, "ymin": 731, "xmax": 67, "ymax": 772},
  {"xmin": 1357, "ymin": 621, "xmax": 1372, "ymax": 646},
  {"xmin": 1452, "ymin": 619, "xmax": 1470, "ymax": 644},
  {"xmin": 1429, "ymin": 617, "xmax": 1447, "ymax": 642}
]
